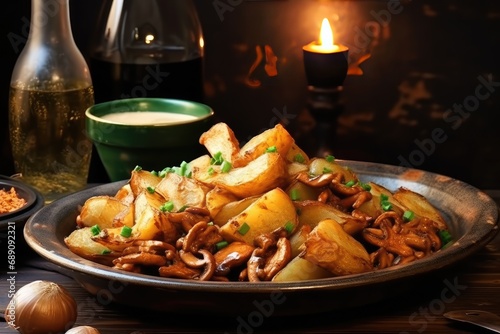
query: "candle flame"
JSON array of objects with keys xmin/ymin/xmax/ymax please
[{"xmin": 319, "ymin": 18, "xmax": 334, "ymax": 47}]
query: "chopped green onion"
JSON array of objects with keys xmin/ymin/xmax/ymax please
[
  {"xmin": 323, "ymin": 167, "xmax": 332, "ymax": 174},
  {"xmin": 325, "ymin": 155, "xmax": 335, "ymax": 162},
  {"xmin": 216, "ymin": 240, "xmax": 229, "ymax": 250},
  {"xmin": 294, "ymin": 154, "xmax": 305, "ymax": 163},
  {"xmin": 90, "ymin": 224, "xmax": 101, "ymax": 236},
  {"xmin": 133, "ymin": 165, "xmax": 142, "ymax": 172},
  {"xmin": 207, "ymin": 221, "xmax": 214, "ymax": 226},
  {"xmin": 146, "ymin": 186, "xmax": 155, "ymax": 194},
  {"xmin": 160, "ymin": 201, "xmax": 175, "ymax": 212},
  {"xmin": 289, "ymin": 188, "xmax": 301, "ymax": 201},
  {"xmin": 178, "ymin": 205, "xmax": 188, "ymax": 212},
  {"xmin": 211, "ymin": 152, "xmax": 224, "ymax": 165},
  {"xmin": 380, "ymin": 194, "xmax": 392, "ymax": 211},
  {"xmin": 266, "ymin": 146, "xmax": 277, "ymax": 153},
  {"xmin": 221, "ymin": 160, "xmax": 232, "ymax": 173},
  {"xmin": 439, "ymin": 230, "xmax": 453, "ymax": 247},
  {"xmin": 381, "ymin": 201, "xmax": 392, "ymax": 211},
  {"xmin": 403, "ymin": 210, "xmax": 415, "ymax": 222},
  {"xmin": 284, "ymin": 221, "xmax": 294, "ymax": 234},
  {"xmin": 120, "ymin": 226, "xmax": 132, "ymax": 238},
  {"xmin": 237, "ymin": 222, "xmax": 250, "ymax": 235},
  {"xmin": 208, "ymin": 167, "xmax": 215, "ymax": 175},
  {"xmin": 345, "ymin": 180, "xmax": 356, "ymax": 187},
  {"xmin": 151, "ymin": 170, "xmax": 158, "ymax": 177},
  {"xmin": 360, "ymin": 182, "xmax": 372, "ymax": 191},
  {"xmin": 101, "ymin": 249, "xmax": 111, "ymax": 255}
]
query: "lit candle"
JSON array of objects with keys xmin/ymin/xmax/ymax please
[{"xmin": 303, "ymin": 18, "xmax": 349, "ymax": 87}]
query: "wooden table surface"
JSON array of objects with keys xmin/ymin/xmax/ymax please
[{"xmin": 1, "ymin": 193, "xmax": 499, "ymax": 334}]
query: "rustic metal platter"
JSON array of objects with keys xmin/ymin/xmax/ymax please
[{"xmin": 23, "ymin": 161, "xmax": 499, "ymax": 316}]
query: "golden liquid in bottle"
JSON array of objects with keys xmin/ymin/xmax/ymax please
[{"xmin": 9, "ymin": 86, "xmax": 94, "ymax": 202}]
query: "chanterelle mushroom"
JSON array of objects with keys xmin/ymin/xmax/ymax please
[{"xmin": 247, "ymin": 233, "xmax": 292, "ymax": 282}]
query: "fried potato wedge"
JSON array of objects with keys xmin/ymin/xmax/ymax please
[
  {"xmin": 234, "ymin": 124, "xmax": 294, "ymax": 167},
  {"xmin": 294, "ymin": 200, "xmax": 355, "ymax": 229},
  {"xmin": 133, "ymin": 191, "xmax": 179, "ymax": 243},
  {"xmin": 302, "ymin": 219, "xmax": 373, "ymax": 276},
  {"xmin": 289, "ymin": 225, "xmax": 311, "ymax": 258},
  {"xmin": 393, "ymin": 187, "xmax": 448, "ymax": 230},
  {"xmin": 64, "ymin": 227, "xmax": 118, "ymax": 266},
  {"xmin": 220, "ymin": 187, "xmax": 298, "ymax": 245},
  {"xmin": 286, "ymin": 143, "xmax": 310, "ymax": 164},
  {"xmin": 212, "ymin": 195, "xmax": 259, "ymax": 226},
  {"xmin": 272, "ymin": 255, "xmax": 332, "ymax": 282},
  {"xmin": 129, "ymin": 169, "xmax": 162, "ymax": 197},
  {"xmin": 114, "ymin": 184, "xmax": 135, "ymax": 205},
  {"xmin": 208, "ymin": 152, "xmax": 288, "ymax": 198},
  {"xmin": 308, "ymin": 158, "xmax": 357, "ymax": 182},
  {"xmin": 199, "ymin": 122, "xmax": 240, "ymax": 164},
  {"xmin": 155, "ymin": 172, "xmax": 210, "ymax": 211},
  {"xmin": 78, "ymin": 196, "xmax": 133, "ymax": 228},
  {"xmin": 205, "ymin": 186, "xmax": 239, "ymax": 220}
]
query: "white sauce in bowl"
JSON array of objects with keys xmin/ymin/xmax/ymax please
[{"xmin": 100, "ymin": 111, "xmax": 198, "ymax": 125}]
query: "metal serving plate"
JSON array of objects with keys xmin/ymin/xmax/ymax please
[{"xmin": 24, "ymin": 161, "xmax": 499, "ymax": 316}]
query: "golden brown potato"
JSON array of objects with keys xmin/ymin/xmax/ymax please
[
  {"xmin": 205, "ymin": 186, "xmax": 239, "ymax": 219},
  {"xmin": 393, "ymin": 187, "xmax": 448, "ymax": 230},
  {"xmin": 285, "ymin": 179, "xmax": 323, "ymax": 202},
  {"xmin": 285, "ymin": 143, "xmax": 310, "ymax": 164},
  {"xmin": 288, "ymin": 225, "xmax": 311, "ymax": 258},
  {"xmin": 234, "ymin": 123, "xmax": 294, "ymax": 167},
  {"xmin": 114, "ymin": 184, "xmax": 135, "ymax": 205},
  {"xmin": 64, "ymin": 227, "xmax": 118, "ymax": 266},
  {"xmin": 207, "ymin": 152, "xmax": 289, "ymax": 198},
  {"xmin": 212, "ymin": 196, "xmax": 259, "ymax": 226},
  {"xmin": 308, "ymin": 158, "xmax": 357, "ymax": 182},
  {"xmin": 357, "ymin": 182, "xmax": 405, "ymax": 218},
  {"xmin": 294, "ymin": 200, "xmax": 355, "ymax": 229},
  {"xmin": 199, "ymin": 122, "xmax": 240, "ymax": 165},
  {"xmin": 129, "ymin": 169, "xmax": 162, "ymax": 197},
  {"xmin": 302, "ymin": 219, "xmax": 373, "ymax": 276},
  {"xmin": 219, "ymin": 187, "xmax": 299, "ymax": 245},
  {"xmin": 272, "ymin": 255, "xmax": 332, "ymax": 282},
  {"xmin": 78, "ymin": 196, "xmax": 133, "ymax": 228},
  {"xmin": 155, "ymin": 172, "xmax": 210, "ymax": 211}
]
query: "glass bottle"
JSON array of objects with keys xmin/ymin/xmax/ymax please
[
  {"xmin": 88, "ymin": 0, "xmax": 205, "ymax": 104},
  {"xmin": 9, "ymin": 0, "xmax": 95, "ymax": 203}
]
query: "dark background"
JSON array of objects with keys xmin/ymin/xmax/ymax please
[{"xmin": 2, "ymin": 0, "xmax": 499, "ymax": 190}]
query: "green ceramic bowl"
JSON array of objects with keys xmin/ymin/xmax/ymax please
[{"xmin": 86, "ymin": 98, "xmax": 214, "ymax": 181}]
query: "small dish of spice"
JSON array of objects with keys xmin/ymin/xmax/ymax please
[{"xmin": 0, "ymin": 176, "xmax": 44, "ymax": 229}]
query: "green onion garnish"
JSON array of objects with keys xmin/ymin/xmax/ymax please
[
  {"xmin": 151, "ymin": 170, "xmax": 158, "ymax": 177},
  {"xmin": 294, "ymin": 154, "xmax": 305, "ymax": 163},
  {"xmin": 221, "ymin": 160, "xmax": 232, "ymax": 173},
  {"xmin": 133, "ymin": 165, "xmax": 142, "ymax": 172},
  {"xmin": 439, "ymin": 230, "xmax": 453, "ymax": 247},
  {"xmin": 380, "ymin": 194, "xmax": 392, "ymax": 211},
  {"xmin": 360, "ymin": 182, "xmax": 371, "ymax": 191},
  {"xmin": 345, "ymin": 180, "xmax": 356, "ymax": 187},
  {"xmin": 90, "ymin": 224, "xmax": 101, "ymax": 236},
  {"xmin": 101, "ymin": 249, "xmax": 111, "ymax": 255},
  {"xmin": 147, "ymin": 186, "xmax": 155, "ymax": 194},
  {"xmin": 160, "ymin": 201, "xmax": 175, "ymax": 212},
  {"xmin": 289, "ymin": 188, "xmax": 301, "ymax": 201},
  {"xmin": 211, "ymin": 152, "xmax": 224, "ymax": 165},
  {"xmin": 208, "ymin": 167, "xmax": 215, "ymax": 175},
  {"xmin": 237, "ymin": 222, "xmax": 250, "ymax": 235},
  {"xmin": 284, "ymin": 221, "xmax": 294, "ymax": 234},
  {"xmin": 323, "ymin": 167, "xmax": 332, "ymax": 174},
  {"xmin": 216, "ymin": 240, "xmax": 229, "ymax": 250},
  {"xmin": 120, "ymin": 226, "xmax": 132, "ymax": 238},
  {"xmin": 403, "ymin": 210, "xmax": 415, "ymax": 222},
  {"xmin": 266, "ymin": 146, "xmax": 277, "ymax": 153},
  {"xmin": 325, "ymin": 155, "xmax": 335, "ymax": 162}
]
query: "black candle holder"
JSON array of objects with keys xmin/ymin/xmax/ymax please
[{"xmin": 301, "ymin": 45, "xmax": 349, "ymax": 157}]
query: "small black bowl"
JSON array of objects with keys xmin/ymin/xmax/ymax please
[{"xmin": 0, "ymin": 176, "xmax": 44, "ymax": 230}]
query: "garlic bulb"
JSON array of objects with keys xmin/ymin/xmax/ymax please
[
  {"xmin": 4, "ymin": 280, "xmax": 78, "ymax": 334},
  {"xmin": 66, "ymin": 326, "xmax": 101, "ymax": 334}
]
